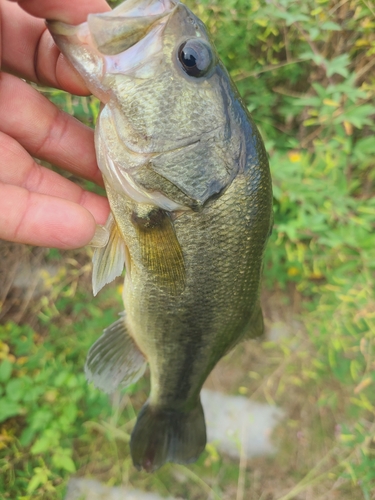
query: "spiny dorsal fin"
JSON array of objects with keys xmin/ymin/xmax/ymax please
[
  {"xmin": 131, "ymin": 205, "xmax": 185, "ymax": 294},
  {"xmin": 92, "ymin": 212, "xmax": 127, "ymax": 296}
]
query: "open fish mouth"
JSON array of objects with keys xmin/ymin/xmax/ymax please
[
  {"xmin": 47, "ymin": 0, "xmax": 178, "ymax": 55},
  {"xmin": 99, "ymin": 0, "xmax": 177, "ymax": 18},
  {"xmin": 47, "ymin": 0, "xmax": 180, "ymax": 92}
]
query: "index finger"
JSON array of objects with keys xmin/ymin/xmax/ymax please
[
  {"xmin": 0, "ymin": 0, "xmax": 110, "ymax": 95},
  {"xmin": 12, "ymin": 0, "xmax": 110, "ymax": 24}
]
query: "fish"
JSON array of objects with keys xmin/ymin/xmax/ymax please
[{"xmin": 47, "ymin": 0, "xmax": 273, "ymax": 472}]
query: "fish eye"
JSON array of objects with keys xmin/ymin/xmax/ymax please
[{"xmin": 177, "ymin": 39, "xmax": 214, "ymax": 78}]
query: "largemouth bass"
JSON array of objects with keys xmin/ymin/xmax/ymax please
[{"xmin": 48, "ymin": 0, "xmax": 273, "ymax": 472}]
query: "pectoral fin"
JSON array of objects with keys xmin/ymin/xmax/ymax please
[
  {"xmin": 92, "ymin": 212, "xmax": 127, "ymax": 296},
  {"xmin": 85, "ymin": 312, "xmax": 147, "ymax": 394},
  {"xmin": 89, "ymin": 225, "xmax": 110, "ymax": 248},
  {"xmin": 131, "ymin": 206, "xmax": 185, "ymax": 294}
]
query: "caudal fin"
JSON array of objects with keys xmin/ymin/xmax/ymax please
[{"xmin": 130, "ymin": 400, "xmax": 206, "ymax": 472}]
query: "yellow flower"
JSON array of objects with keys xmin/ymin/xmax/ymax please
[
  {"xmin": 287, "ymin": 267, "xmax": 300, "ymax": 277},
  {"xmin": 288, "ymin": 151, "xmax": 301, "ymax": 163}
]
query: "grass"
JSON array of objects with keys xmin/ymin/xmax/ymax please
[{"xmin": 1, "ymin": 0, "xmax": 375, "ymax": 498}]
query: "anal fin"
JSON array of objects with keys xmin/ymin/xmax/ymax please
[
  {"xmin": 92, "ymin": 212, "xmax": 127, "ymax": 296},
  {"xmin": 85, "ymin": 313, "xmax": 147, "ymax": 394}
]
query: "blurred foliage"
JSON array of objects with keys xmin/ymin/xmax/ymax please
[
  {"xmin": 0, "ymin": 257, "xmax": 118, "ymax": 499},
  {"xmin": 1, "ymin": 0, "xmax": 375, "ymax": 498},
  {"xmin": 0, "ymin": 321, "xmax": 107, "ymax": 498}
]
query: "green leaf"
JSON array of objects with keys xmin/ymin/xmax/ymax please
[
  {"xmin": 57, "ymin": 455, "xmax": 76, "ymax": 473},
  {"xmin": 0, "ymin": 398, "xmax": 22, "ymax": 422},
  {"xmin": 31, "ymin": 429, "xmax": 60, "ymax": 454},
  {"xmin": 354, "ymin": 137, "xmax": 375, "ymax": 155},
  {"xmin": 54, "ymin": 371, "xmax": 69, "ymax": 387},
  {"xmin": 19, "ymin": 426, "xmax": 37, "ymax": 448},
  {"xmin": 339, "ymin": 105, "xmax": 375, "ymax": 128},
  {"xmin": 321, "ymin": 21, "xmax": 341, "ymax": 30},
  {"xmin": 326, "ymin": 55, "xmax": 350, "ymax": 77},
  {"xmin": 28, "ymin": 409, "xmax": 54, "ymax": 431},
  {"xmin": 6, "ymin": 378, "xmax": 27, "ymax": 402},
  {"xmin": 52, "ymin": 449, "xmax": 76, "ymax": 473},
  {"xmin": 276, "ymin": 11, "xmax": 310, "ymax": 26},
  {"xmin": 27, "ymin": 475, "xmax": 44, "ymax": 495},
  {"xmin": 0, "ymin": 359, "xmax": 13, "ymax": 383},
  {"xmin": 26, "ymin": 467, "xmax": 50, "ymax": 494}
]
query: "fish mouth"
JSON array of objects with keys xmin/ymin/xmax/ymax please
[
  {"xmin": 98, "ymin": 0, "xmax": 177, "ymax": 17},
  {"xmin": 47, "ymin": 0, "xmax": 178, "ymax": 55},
  {"xmin": 47, "ymin": 0, "xmax": 180, "ymax": 98}
]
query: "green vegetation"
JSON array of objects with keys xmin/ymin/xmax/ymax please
[{"xmin": 1, "ymin": 0, "xmax": 374, "ymax": 498}]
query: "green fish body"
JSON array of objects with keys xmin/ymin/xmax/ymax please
[{"xmin": 48, "ymin": 0, "xmax": 273, "ymax": 472}]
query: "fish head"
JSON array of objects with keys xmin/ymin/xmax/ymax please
[
  {"xmin": 47, "ymin": 1, "xmax": 179, "ymax": 99},
  {"xmin": 48, "ymin": 0, "xmax": 247, "ymax": 206},
  {"xmin": 47, "ymin": 0, "xmax": 225, "ymax": 127}
]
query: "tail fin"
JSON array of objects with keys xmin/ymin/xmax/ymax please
[{"xmin": 130, "ymin": 400, "xmax": 206, "ymax": 472}]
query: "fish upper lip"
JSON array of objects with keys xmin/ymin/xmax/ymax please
[{"xmin": 101, "ymin": 0, "xmax": 178, "ymax": 19}]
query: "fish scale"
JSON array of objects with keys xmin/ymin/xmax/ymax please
[{"xmin": 48, "ymin": 0, "xmax": 272, "ymax": 472}]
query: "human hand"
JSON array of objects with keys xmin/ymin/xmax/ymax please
[{"xmin": 0, "ymin": 0, "xmax": 111, "ymax": 249}]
